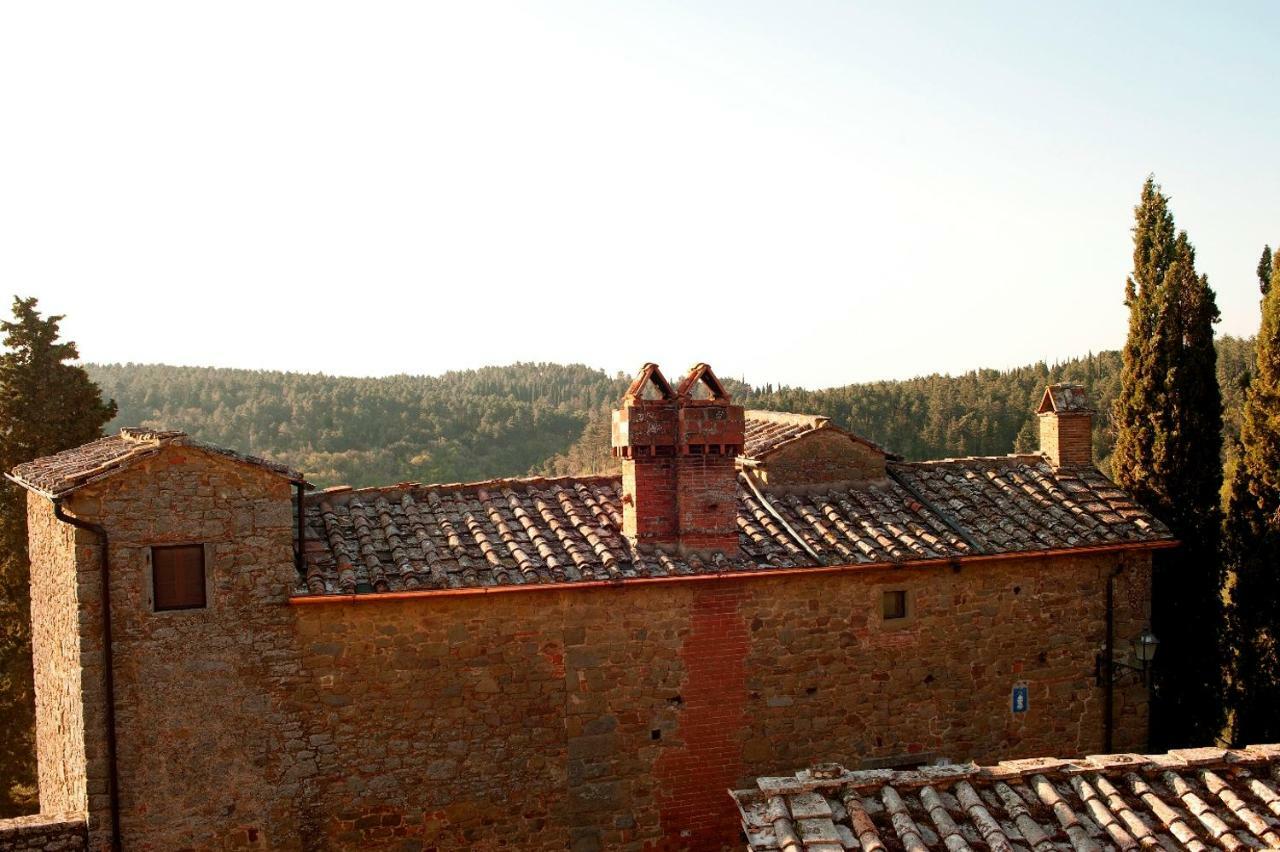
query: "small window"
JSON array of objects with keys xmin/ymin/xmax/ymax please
[
  {"xmin": 152, "ymin": 545, "xmax": 206, "ymax": 611},
  {"xmin": 882, "ymin": 590, "xmax": 907, "ymax": 620}
]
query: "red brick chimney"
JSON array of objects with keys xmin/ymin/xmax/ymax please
[
  {"xmin": 673, "ymin": 364, "xmax": 744, "ymax": 555},
  {"xmin": 612, "ymin": 364, "xmax": 680, "ymax": 550},
  {"xmin": 1037, "ymin": 383, "xmax": 1094, "ymax": 468},
  {"xmin": 611, "ymin": 363, "xmax": 744, "ymax": 555}
]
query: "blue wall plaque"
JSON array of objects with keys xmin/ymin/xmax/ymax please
[{"xmin": 1012, "ymin": 683, "xmax": 1029, "ymax": 714}]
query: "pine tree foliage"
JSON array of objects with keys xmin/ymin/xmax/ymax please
[
  {"xmin": 0, "ymin": 297, "xmax": 115, "ymax": 816},
  {"xmin": 1228, "ymin": 247, "xmax": 1280, "ymax": 745},
  {"xmin": 1111, "ymin": 178, "xmax": 1226, "ymax": 749}
]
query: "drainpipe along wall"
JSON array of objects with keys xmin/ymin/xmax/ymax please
[{"xmin": 52, "ymin": 500, "xmax": 122, "ymax": 852}]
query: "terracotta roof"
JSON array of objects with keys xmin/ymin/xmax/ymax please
[
  {"xmin": 296, "ymin": 457, "xmax": 1170, "ymax": 596},
  {"xmin": 887, "ymin": 457, "xmax": 1167, "ymax": 555},
  {"xmin": 8, "ymin": 428, "xmax": 308, "ymax": 498},
  {"xmin": 732, "ymin": 744, "xmax": 1280, "ymax": 852},
  {"xmin": 1039, "ymin": 383, "xmax": 1093, "ymax": 414},
  {"xmin": 744, "ymin": 411, "xmax": 895, "ymax": 461}
]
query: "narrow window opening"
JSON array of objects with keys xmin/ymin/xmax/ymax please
[
  {"xmin": 882, "ymin": 590, "xmax": 907, "ymax": 620},
  {"xmin": 152, "ymin": 544, "xmax": 206, "ymax": 611}
]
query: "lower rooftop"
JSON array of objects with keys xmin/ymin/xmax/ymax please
[{"xmin": 732, "ymin": 744, "xmax": 1280, "ymax": 852}]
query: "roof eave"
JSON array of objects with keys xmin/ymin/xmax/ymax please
[{"xmin": 289, "ymin": 537, "xmax": 1178, "ymax": 605}]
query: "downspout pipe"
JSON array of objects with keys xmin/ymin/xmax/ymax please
[
  {"xmin": 53, "ymin": 500, "xmax": 122, "ymax": 852},
  {"xmin": 294, "ymin": 482, "xmax": 306, "ymax": 576},
  {"xmin": 1102, "ymin": 561, "xmax": 1125, "ymax": 754}
]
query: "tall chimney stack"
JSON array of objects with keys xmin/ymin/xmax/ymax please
[
  {"xmin": 612, "ymin": 364, "xmax": 680, "ymax": 551},
  {"xmin": 611, "ymin": 363, "xmax": 744, "ymax": 556},
  {"xmin": 1037, "ymin": 383, "xmax": 1094, "ymax": 468},
  {"xmin": 673, "ymin": 364, "xmax": 744, "ymax": 555}
]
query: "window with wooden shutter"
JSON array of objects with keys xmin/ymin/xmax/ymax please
[
  {"xmin": 152, "ymin": 544, "xmax": 206, "ymax": 611},
  {"xmin": 882, "ymin": 589, "xmax": 907, "ymax": 620}
]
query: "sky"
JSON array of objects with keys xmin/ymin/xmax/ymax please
[{"xmin": 2, "ymin": 2, "xmax": 1277, "ymax": 390}]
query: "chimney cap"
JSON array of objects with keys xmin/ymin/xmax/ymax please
[
  {"xmin": 676, "ymin": 363, "xmax": 730, "ymax": 402},
  {"xmin": 623, "ymin": 363, "xmax": 675, "ymax": 401},
  {"xmin": 1037, "ymin": 383, "xmax": 1093, "ymax": 415}
]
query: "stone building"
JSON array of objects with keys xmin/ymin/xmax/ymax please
[{"xmin": 1, "ymin": 365, "xmax": 1172, "ymax": 851}]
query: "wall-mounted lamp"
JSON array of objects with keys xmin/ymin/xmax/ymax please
[{"xmin": 1096, "ymin": 627, "xmax": 1158, "ymax": 687}]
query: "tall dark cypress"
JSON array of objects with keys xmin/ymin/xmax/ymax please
[
  {"xmin": 1259, "ymin": 245, "xmax": 1273, "ymax": 296},
  {"xmin": 0, "ymin": 297, "xmax": 116, "ymax": 815},
  {"xmin": 1112, "ymin": 177, "xmax": 1226, "ymax": 749},
  {"xmin": 1227, "ymin": 247, "xmax": 1280, "ymax": 745}
]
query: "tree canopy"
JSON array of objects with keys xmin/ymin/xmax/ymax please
[
  {"xmin": 1228, "ymin": 245, "xmax": 1280, "ymax": 745},
  {"xmin": 0, "ymin": 297, "xmax": 115, "ymax": 817},
  {"xmin": 1111, "ymin": 178, "xmax": 1226, "ymax": 749}
]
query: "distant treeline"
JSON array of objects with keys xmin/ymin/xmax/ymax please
[
  {"xmin": 86, "ymin": 363, "xmax": 627, "ymax": 488},
  {"xmin": 87, "ymin": 338, "xmax": 1255, "ymax": 489}
]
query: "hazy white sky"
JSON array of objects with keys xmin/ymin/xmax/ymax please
[{"xmin": 2, "ymin": 2, "xmax": 1277, "ymax": 389}]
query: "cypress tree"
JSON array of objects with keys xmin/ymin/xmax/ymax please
[
  {"xmin": 1112, "ymin": 177, "xmax": 1226, "ymax": 749},
  {"xmin": 0, "ymin": 297, "xmax": 115, "ymax": 815},
  {"xmin": 1259, "ymin": 245, "xmax": 1273, "ymax": 296},
  {"xmin": 1227, "ymin": 247, "xmax": 1280, "ymax": 745}
]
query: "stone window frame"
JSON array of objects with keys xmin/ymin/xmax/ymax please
[
  {"xmin": 873, "ymin": 585, "xmax": 916, "ymax": 630},
  {"xmin": 145, "ymin": 542, "xmax": 214, "ymax": 614}
]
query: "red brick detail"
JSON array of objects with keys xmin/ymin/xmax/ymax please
[
  {"xmin": 675, "ymin": 455, "xmax": 739, "ymax": 554},
  {"xmin": 654, "ymin": 587, "xmax": 749, "ymax": 850},
  {"xmin": 621, "ymin": 455, "xmax": 679, "ymax": 548},
  {"xmin": 614, "ymin": 388, "xmax": 682, "ymax": 549}
]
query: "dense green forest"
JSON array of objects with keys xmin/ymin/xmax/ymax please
[
  {"xmin": 87, "ymin": 337, "xmax": 1255, "ymax": 489},
  {"xmin": 86, "ymin": 363, "xmax": 627, "ymax": 488}
]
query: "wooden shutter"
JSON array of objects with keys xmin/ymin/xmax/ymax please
[{"xmin": 152, "ymin": 545, "xmax": 206, "ymax": 611}]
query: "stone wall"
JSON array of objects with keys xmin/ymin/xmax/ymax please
[
  {"xmin": 27, "ymin": 498, "xmax": 88, "ymax": 819},
  {"xmin": 0, "ymin": 812, "xmax": 87, "ymax": 851},
  {"xmin": 31, "ymin": 442, "xmax": 1152, "ymax": 850},
  {"xmin": 755, "ymin": 430, "xmax": 887, "ymax": 487},
  {"xmin": 288, "ymin": 550, "xmax": 1150, "ymax": 851},
  {"xmin": 47, "ymin": 445, "xmax": 304, "ymax": 850}
]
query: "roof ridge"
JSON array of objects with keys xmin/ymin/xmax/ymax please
[
  {"xmin": 744, "ymin": 744, "xmax": 1280, "ymax": 795},
  {"xmin": 744, "ymin": 409, "xmax": 830, "ymax": 427},
  {"xmin": 893, "ymin": 453, "xmax": 1047, "ymax": 468},
  {"xmin": 307, "ymin": 472, "xmax": 624, "ymax": 503}
]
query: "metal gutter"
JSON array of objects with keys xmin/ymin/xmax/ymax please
[{"xmin": 739, "ymin": 469, "xmax": 822, "ymax": 564}]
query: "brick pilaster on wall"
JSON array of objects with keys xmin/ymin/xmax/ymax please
[
  {"xmin": 653, "ymin": 585, "xmax": 750, "ymax": 848},
  {"xmin": 0, "ymin": 812, "xmax": 89, "ymax": 851}
]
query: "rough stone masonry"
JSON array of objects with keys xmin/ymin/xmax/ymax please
[{"xmin": 3, "ymin": 368, "xmax": 1168, "ymax": 850}]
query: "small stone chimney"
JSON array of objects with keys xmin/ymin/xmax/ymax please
[
  {"xmin": 1037, "ymin": 383, "xmax": 1094, "ymax": 468},
  {"xmin": 611, "ymin": 363, "xmax": 744, "ymax": 555}
]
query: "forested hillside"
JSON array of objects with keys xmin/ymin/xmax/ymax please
[
  {"xmin": 540, "ymin": 338, "xmax": 1256, "ymax": 481},
  {"xmin": 86, "ymin": 363, "xmax": 626, "ymax": 488},
  {"xmin": 88, "ymin": 338, "xmax": 1255, "ymax": 489}
]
